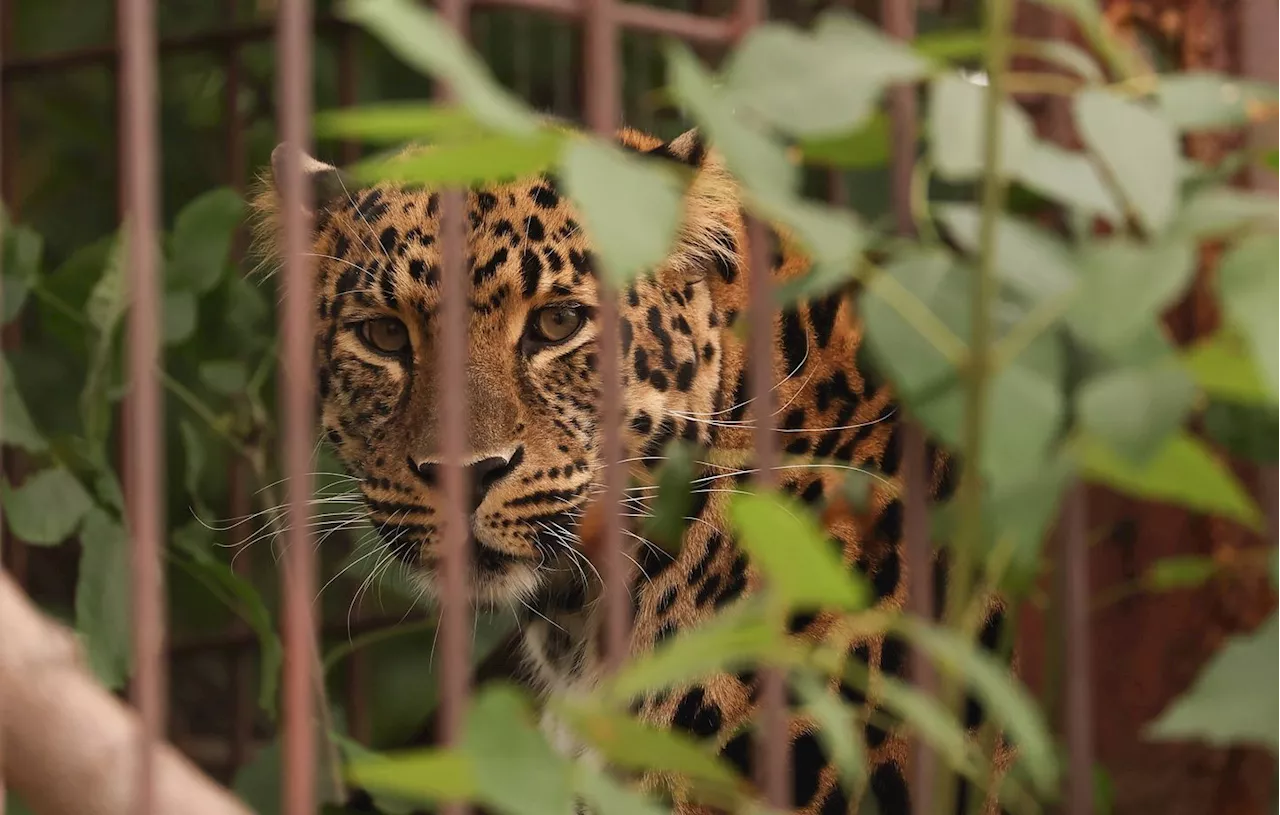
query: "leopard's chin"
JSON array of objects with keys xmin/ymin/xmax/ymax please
[{"xmin": 408, "ymin": 543, "xmax": 545, "ymax": 608}]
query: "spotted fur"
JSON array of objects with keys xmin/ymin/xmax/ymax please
[{"xmin": 251, "ymin": 128, "xmax": 1013, "ymax": 815}]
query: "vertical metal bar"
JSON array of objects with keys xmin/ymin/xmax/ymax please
[
  {"xmin": 1240, "ymin": 0, "xmax": 1278, "ymax": 194},
  {"xmin": 0, "ymin": 4, "xmax": 6, "ymax": 808},
  {"xmin": 277, "ymin": 0, "xmax": 318, "ymax": 810},
  {"xmin": 120, "ymin": 0, "xmax": 166, "ymax": 809},
  {"xmin": 732, "ymin": 0, "xmax": 786, "ymax": 803},
  {"xmin": 1059, "ymin": 483, "xmax": 1091, "ymax": 815},
  {"xmin": 583, "ymin": 0, "xmax": 629, "ymax": 673},
  {"xmin": 435, "ymin": 3, "xmax": 472, "ymax": 813}
]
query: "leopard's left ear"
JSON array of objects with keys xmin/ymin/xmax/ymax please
[
  {"xmin": 269, "ymin": 142, "xmax": 352, "ymax": 218},
  {"xmin": 641, "ymin": 128, "xmax": 707, "ymax": 169}
]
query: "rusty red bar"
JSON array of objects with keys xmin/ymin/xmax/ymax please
[
  {"xmin": 276, "ymin": 0, "xmax": 319, "ymax": 811},
  {"xmin": 583, "ymin": 0, "xmax": 629, "ymax": 674},
  {"xmin": 1059, "ymin": 484, "xmax": 1091, "ymax": 815},
  {"xmin": 119, "ymin": 0, "xmax": 167, "ymax": 810},
  {"xmin": 435, "ymin": 0, "xmax": 473, "ymax": 808}
]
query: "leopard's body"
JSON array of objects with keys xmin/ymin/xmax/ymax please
[{"xmin": 252, "ymin": 127, "xmax": 1009, "ymax": 815}]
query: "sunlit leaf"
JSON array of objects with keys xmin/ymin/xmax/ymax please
[
  {"xmin": 76, "ymin": 508, "xmax": 132, "ymax": 689},
  {"xmin": 464, "ymin": 684, "xmax": 575, "ymax": 815},
  {"xmin": 1078, "ymin": 432, "xmax": 1262, "ymax": 529},
  {"xmin": 1, "ymin": 466, "xmax": 94, "ymax": 545},
  {"xmin": 1181, "ymin": 332, "xmax": 1274, "ymax": 406},
  {"xmin": 1153, "ymin": 72, "xmax": 1279, "ymax": 131},
  {"xmin": 929, "ymin": 73, "xmax": 1035, "ymax": 181},
  {"xmin": 1077, "ymin": 361, "xmax": 1195, "ymax": 463},
  {"xmin": 351, "ymin": 131, "xmax": 564, "ymax": 186},
  {"xmin": 1147, "ymin": 612, "xmax": 1277, "ymax": 750},
  {"xmin": 728, "ymin": 489, "xmax": 869, "ymax": 611},
  {"xmin": 340, "ymin": 0, "xmax": 540, "ymax": 135},
  {"xmin": 561, "ymin": 139, "xmax": 684, "ymax": 286},
  {"xmin": 315, "ymin": 102, "xmax": 490, "ymax": 144},
  {"xmin": 896, "ymin": 618, "xmax": 1059, "ymax": 795},
  {"xmin": 168, "ymin": 187, "xmax": 244, "ymax": 294},
  {"xmin": 1074, "ymin": 89, "xmax": 1180, "ymax": 233},
  {"xmin": 344, "ymin": 749, "xmax": 477, "ymax": 804},
  {"xmin": 1066, "ymin": 237, "xmax": 1195, "ymax": 354},
  {"xmin": 1213, "ymin": 232, "xmax": 1278, "ymax": 398}
]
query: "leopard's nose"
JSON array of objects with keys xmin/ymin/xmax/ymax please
[{"xmin": 410, "ymin": 446, "xmax": 524, "ymax": 513}]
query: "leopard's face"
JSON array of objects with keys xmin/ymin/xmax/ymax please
[{"xmin": 273, "ymin": 132, "xmax": 738, "ymax": 606}]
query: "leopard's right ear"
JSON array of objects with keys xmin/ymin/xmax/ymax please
[{"xmin": 269, "ymin": 142, "xmax": 352, "ymax": 219}]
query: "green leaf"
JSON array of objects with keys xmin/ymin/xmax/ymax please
[
  {"xmin": 163, "ymin": 289, "xmax": 198, "ymax": 345},
  {"xmin": 75, "ymin": 508, "xmax": 132, "ymax": 689},
  {"xmin": 928, "ymin": 73, "xmax": 1034, "ymax": 181},
  {"xmin": 607, "ymin": 602, "xmax": 794, "ymax": 701},
  {"xmin": 1143, "ymin": 555, "xmax": 1219, "ymax": 591},
  {"xmin": 1172, "ymin": 188, "xmax": 1279, "ymax": 240},
  {"xmin": 1147, "ymin": 612, "xmax": 1277, "ymax": 750},
  {"xmin": 1077, "ymin": 361, "xmax": 1195, "ymax": 463},
  {"xmin": 315, "ymin": 103, "xmax": 489, "ymax": 144},
  {"xmin": 2, "ymin": 220, "xmax": 43, "ymax": 323},
  {"xmin": 574, "ymin": 764, "xmax": 669, "ymax": 815},
  {"xmin": 1074, "ymin": 90, "xmax": 1180, "ymax": 233},
  {"xmin": 199, "ymin": 359, "xmax": 249, "ymax": 396},
  {"xmin": 561, "ymin": 139, "xmax": 684, "ymax": 286},
  {"xmin": 850, "ymin": 666, "xmax": 977, "ymax": 777},
  {"xmin": 800, "ymin": 114, "xmax": 890, "ymax": 170},
  {"xmin": 1, "ymin": 467, "xmax": 94, "ymax": 545},
  {"xmin": 86, "ymin": 232, "xmax": 128, "ymax": 335},
  {"xmin": 724, "ymin": 11, "xmax": 927, "ymax": 137},
  {"xmin": 728, "ymin": 489, "xmax": 869, "ymax": 612},
  {"xmin": 897, "ymin": 618, "xmax": 1059, "ymax": 795},
  {"xmin": 178, "ymin": 420, "xmax": 206, "ymax": 503},
  {"xmin": 173, "ymin": 524, "xmax": 283, "ymax": 716},
  {"xmin": 792, "ymin": 672, "xmax": 865, "ymax": 792},
  {"xmin": 1066, "ymin": 237, "xmax": 1195, "ymax": 354},
  {"xmin": 1214, "ymin": 233, "xmax": 1278, "ymax": 398},
  {"xmin": 1181, "ymin": 332, "xmax": 1274, "ymax": 406},
  {"xmin": 1014, "ymin": 140, "xmax": 1121, "ymax": 220},
  {"xmin": 1078, "ymin": 431, "xmax": 1262, "ymax": 529},
  {"xmin": 1153, "ymin": 72, "xmax": 1278, "ymax": 131},
  {"xmin": 168, "ymin": 187, "xmax": 244, "ymax": 294},
  {"xmin": 340, "ymin": 0, "xmax": 539, "ymax": 135},
  {"xmin": 766, "ymin": 202, "xmax": 865, "ymax": 305},
  {"xmin": 463, "ymin": 684, "xmax": 574, "ymax": 815},
  {"xmin": 557, "ymin": 700, "xmax": 744, "ymax": 806},
  {"xmin": 350, "ymin": 131, "xmax": 564, "ymax": 187},
  {"xmin": 639, "ymin": 440, "xmax": 697, "ymax": 551},
  {"xmin": 935, "ymin": 204, "xmax": 1077, "ymax": 302},
  {"xmin": 2, "ymin": 356, "xmax": 48, "ymax": 453},
  {"xmin": 344, "ymin": 749, "xmax": 477, "ymax": 804},
  {"xmin": 1202, "ymin": 400, "xmax": 1278, "ymax": 465}
]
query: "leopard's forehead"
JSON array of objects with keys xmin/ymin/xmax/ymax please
[{"xmin": 313, "ymin": 178, "xmax": 601, "ymax": 321}]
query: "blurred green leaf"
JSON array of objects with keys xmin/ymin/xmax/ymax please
[
  {"xmin": 800, "ymin": 115, "xmax": 890, "ymax": 170},
  {"xmin": 1066, "ymin": 237, "xmax": 1195, "ymax": 354},
  {"xmin": 561, "ymin": 139, "xmax": 684, "ymax": 286},
  {"xmin": 1182, "ymin": 331, "xmax": 1275, "ymax": 406},
  {"xmin": 163, "ymin": 289, "xmax": 199, "ymax": 346},
  {"xmin": 75, "ymin": 508, "xmax": 132, "ymax": 689},
  {"xmin": 929, "ymin": 73, "xmax": 1034, "ymax": 181},
  {"xmin": 2, "ymin": 219, "xmax": 43, "ymax": 323},
  {"xmin": 1153, "ymin": 72, "xmax": 1278, "ymax": 131},
  {"xmin": 558, "ymin": 699, "xmax": 744, "ymax": 807},
  {"xmin": 1074, "ymin": 89, "xmax": 1180, "ymax": 233},
  {"xmin": 897, "ymin": 618, "xmax": 1058, "ymax": 796},
  {"xmin": 464, "ymin": 684, "xmax": 574, "ymax": 815},
  {"xmin": 344, "ymin": 749, "xmax": 477, "ymax": 804},
  {"xmin": 351, "ymin": 131, "xmax": 564, "ymax": 186},
  {"xmin": 639, "ymin": 440, "xmax": 697, "ymax": 552},
  {"xmin": 1143, "ymin": 555, "xmax": 1218, "ymax": 591},
  {"xmin": 340, "ymin": 0, "xmax": 540, "ymax": 135},
  {"xmin": 86, "ymin": 231, "xmax": 128, "ymax": 335},
  {"xmin": 574, "ymin": 764, "xmax": 669, "ymax": 815},
  {"xmin": 2, "ymin": 356, "xmax": 48, "ymax": 453},
  {"xmin": 168, "ymin": 187, "xmax": 244, "ymax": 294},
  {"xmin": 724, "ymin": 10, "xmax": 927, "ymax": 137},
  {"xmin": 793, "ymin": 671, "xmax": 865, "ymax": 792},
  {"xmin": 728, "ymin": 489, "xmax": 869, "ymax": 612},
  {"xmin": 1147, "ymin": 612, "xmax": 1277, "ymax": 750},
  {"xmin": 1214, "ymin": 232, "xmax": 1278, "ymax": 399},
  {"xmin": 1202, "ymin": 400, "xmax": 1278, "ymax": 464},
  {"xmin": 1013, "ymin": 140, "xmax": 1121, "ymax": 221},
  {"xmin": 935, "ymin": 204, "xmax": 1077, "ymax": 302},
  {"xmin": 199, "ymin": 359, "xmax": 249, "ymax": 396},
  {"xmin": 1078, "ymin": 431, "xmax": 1262, "ymax": 529},
  {"xmin": 1, "ymin": 466, "xmax": 94, "ymax": 545},
  {"xmin": 315, "ymin": 103, "xmax": 489, "ymax": 144},
  {"xmin": 1077, "ymin": 361, "xmax": 1195, "ymax": 463},
  {"xmin": 1172, "ymin": 188, "xmax": 1279, "ymax": 240}
]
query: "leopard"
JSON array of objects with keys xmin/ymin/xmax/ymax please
[{"xmin": 250, "ymin": 126, "xmax": 1014, "ymax": 815}]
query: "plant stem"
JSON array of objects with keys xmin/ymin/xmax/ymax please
[{"xmin": 934, "ymin": 0, "xmax": 1016, "ymax": 812}]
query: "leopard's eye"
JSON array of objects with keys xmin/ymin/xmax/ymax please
[
  {"xmin": 358, "ymin": 317, "xmax": 410, "ymax": 355},
  {"xmin": 530, "ymin": 304, "xmax": 586, "ymax": 345}
]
